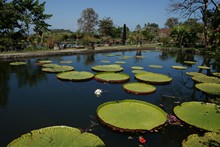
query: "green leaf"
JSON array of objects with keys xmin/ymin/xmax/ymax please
[
  {"xmin": 97, "ymin": 99, "xmax": 167, "ymax": 132},
  {"xmin": 171, "ymin": 66, "xmax": 187, "ymax": 70},
  {"xmin": 123, "ymin": 82, "xmax": 156, "ymax": 94},
  {"xmin": 57, "ymin": 71, "xmax": 94, "ymax": 81},
  {"xmin": 197, "ymin": 66, "xmax": 211, "ymax": 70},
  {"xmin": 10, "ymin": 62, "xmax": 26, "ymax": 66},
  {"xmin": 92, "ymin": 65, "xmax": 123, "ymax": 72},
  {"xmin": 135, "ymin": 72, "xmax": 172, "ymax": 84},
  {"xmin": 94, "ymin": 72, "xmax": 130, "ymax": 83},
  {"xmin": 182, "ymin": 132, "xmax": 220, "ymax": 147},
  {"xmin": 174, "ymin": 102, "xmax": 220, "ymax": 132},
  {"xmin": 8, "ymin": 126, "xmax": 105, "ymax": 147},
  {"xmin": 192, "ymin": 75, "xmax": 220, "ymax": 84},
  {"xmin": 195, "ymin": 83, "xmax": 220, "ymax": 96}
]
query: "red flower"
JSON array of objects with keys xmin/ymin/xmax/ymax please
[{"xmin": 139, "ymin": 136, "xmax": 146, "ymax": 143}]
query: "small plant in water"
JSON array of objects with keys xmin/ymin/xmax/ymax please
[{"xmin": 94, "ymin": 89, "xmax": 102, "ymax": 97}]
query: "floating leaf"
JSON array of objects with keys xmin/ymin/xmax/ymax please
[
  {"xmin": 8, "ymin": 126, "xmax": 105, "ymax": 147},
  {"xmin": 197, "ymin": 66, "xmax": 211, "ymax": 70},
  {"xmin": 171, "ymin": 66, "xmax": 187, "ymax": 70},
  {"xmin": 135, "ymin": 56, "xmax": 145, "ymax": 59},
  {"xmin": 149, "ymin": 65, "xmax": 163, "ymax": 68},
  {"xmin": 115, "ymin": 61, "xmax": 126, "ymax": 64},
  {"xmin": 94, "ymin": 72, "xmax": 130, "ymax": 83},
  {"xmin": 195, "ymin": 83, "xmax": 220, "ymax": 96},
  {"xmin": 135, "ymin": 72, "xmax": 172, "ymax": 84},
  {"xmin": 182, "ymin": 132, "xmax": 220, "ymax": 147},
  {"xmin": 60, "ymin": 60, "xmax": 72, "ymax": 64},
  {"xmin": 186, "ymin": 72, "xmax": 205, "ymax": 77},
  {"xmin": 101, "ymin": 60, "xmax": 111, "ymax": 63},
  {"xmin": 174, "ymin": 101, "xmax": 220, "ymax": 132},
  {"xmin": 57, "ymin": 71, "xmax": 94, "ymax": 81},
  {"xmin": 38, "ymin": 60, "xmax": 52, "ymax": 64},
  {"xmin": 132, "ymin": 70, "xmax": 148, "ymax": 74},
  {"xmin": 192, "ymin": 75, "xmax": 220, "ymax": 84},
  {"xmin": 119, "ymin": 56, "xmax": 132, "ymax": 60},
  {"xmin": 42, "ymin": 63, "xmax": 59, "ymax": 68},
  {"xmin": 123, "ymin": 82, "xmax": 156, "ymax": 95},
  {"xmin": 10, "ymin": 62, "xmax": 26, "ymax": 66},
  {"xmin": 97, "ymin": 99, "xmax": 167, "ymax": 132},
  {"xmin": 92, "ymin": 64, "xmax": 123, "ymax": 72},
  {"xmin": 213, "ymin": 72, "xmax": 220, "ymax": 78},
  {"xmin": 184, "ymin": 61, "xmax": 197, "ymax": 64},
  {"xmin": 131, "ymin": 66, "xmax": 144, "ymax": 70},
  {"xmin": 42, "ymin": 65, "xmax": 74, "ymax": 73}
]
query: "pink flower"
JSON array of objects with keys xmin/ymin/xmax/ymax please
[{"xmin": 139, "ymin": 136, "xmax": 146, "ymax": 143}]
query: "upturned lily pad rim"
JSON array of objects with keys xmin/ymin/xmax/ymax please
[
  {"xmin": 57, "ymin": 71, "xmax": 94, "ymax": 81},
  {"xmin": 171, "ymin": 66, "xmax": 187, "ymax": 70},
  {"xmin": 135, "ymin": 72, "xmax": 172, "ymax": 84},
  {"xmin": 10, "ymin": 62, "xmax": 27, "ymax": 65},
  {"xmin": 8, "ymin": 125, "xmax": 105, "ymax": 147},
  {"xmin": 92, "ymin": 64, "xmax": 123, "ymax": 72},
  {"xmin": 97, "ymin": 99, "xmax": 167, "ymax": 132},
  {"xmin": 195, "ymin": 83, "xmax": 220, "ymax": 96},
  {"xmin": 123, "ymin": 82, "xmax": 156, "ymax": 95},
  {"xmin": 182, "ymin": 132, "xmax": 220, "ymax": 147},
  {"xmin": 174, "ymin": 101, "xmax": 220, "ymax": 132},
  {"xmin": 94, "ymin": 72, "xmax": 130, "ymax": 83}
]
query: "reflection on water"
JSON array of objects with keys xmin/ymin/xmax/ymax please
[{"xmin": 0, "ymin": 50, "xmax": 219, "ymax": 147}]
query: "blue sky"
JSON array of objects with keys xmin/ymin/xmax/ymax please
[{"xmin": 42, "ymin": 0, "xmax": 179, "ymax": 31}]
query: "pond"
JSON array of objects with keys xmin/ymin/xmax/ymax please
[{"xmin": 0, "ymin": 50, "xmax": 219, "ymax": 146}]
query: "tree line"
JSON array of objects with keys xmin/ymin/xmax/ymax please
[{"xmin": 0, "ymin": 0, "xmax": 219, "ymax": 52}]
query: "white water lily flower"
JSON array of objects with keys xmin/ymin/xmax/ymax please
[{"xmin": 94, "ymin": 89, "xmax": 102, "ymax": 96}]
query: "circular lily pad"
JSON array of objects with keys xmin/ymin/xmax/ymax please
[
  {"xmin": 42, "ymin": 65, "xmax": 74, "ymax": 73},
  {"xmin": 197, "ymin": 66, "xmax": 211, "ymax": 70},
  {"xmin": 119, "ymin": 56, "xmax": 132, "ymax": 60},
  {"xmin": 135, "ymin": 72, "xmax": 172, "ymax": 84},
  {"xmin": 10, "ymin": 62, "xmax": 27, "ymax": 66},
  {"xmin": 149, "ymin": 65, "xmax": 163, "ymax": 68},
  {"xmin": 42, "ymin": 63, "xmax": 59, "ymax": 68},
  {"xmin": 123, "ymin": 82, "xmax": 156, "ymax": 94},
  {"xmin": 135, "ymin": 56, "xmax": 145, "ymax": 59},
  {"xmin": 94, "ymin": 72, "xmax": 130, "ymax": 83},
  {"xmin": 184, "ymin": 61, "xmax": 197, "ymax": 64},
  {"xmin": 192, "ymin": 75, "xmax": 220, "ymax": 84},
  {"xmin": 115, "ymin": 61, "xmax": 126, "ymax": 64},
  {"xmin": 38, "ymin": 60, "xmax": 52, "ymax": 64},
  {"xmin": 182, "ymin": 132, "xmax": 220, "ymax": 147},
  {"xmin": 97, "ymin": 99, "xmax": 167, "ymax": 132},
  {"xmin": 171, "ymin": 66, "xmax": 187, "ymax": 70},
  {"xmin": 57, "ymin": 71, "xmax": 94, "ymax": 81},
  {"xmin": 213, "ymin": 72, "xmax": 220, "ymax": 78},
  {"xmin": 101, "ymin": 60, "xmax": 111, "ymax": 63},
  {"xmin": 7, "ymin": 126, "xmax": 105, "ymax": 147},
  {"xmin": 131, "ymin": 66, "xmax": 144, "ymax": 70},
  {"xmin": 174, "ymin": 101, "xmax": 220, "ymax": 132},
  {"xmin": 92, "ymin": 65, "xmax": 123, "ymax": 72},
  {"xmin": 195, "ymin": 83, "xmax": 220, "ymax": 96},
  {"xmin": 60, "ymin": 60, "xmax": 72, "ymax": 64},
  {"xmin": 186, "ymin": 72, "xmax": 205, "ymax": 77},
  {"xmin": 132, "ymin": 70, "xmax": 148, "ymax": 74}
]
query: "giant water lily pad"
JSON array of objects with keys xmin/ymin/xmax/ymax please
[
  {"xmin": 195, "ymin": 83, "xmax": 220, "ymax": 96},
  {"xmin": 182, "ymin": 132, "xmax": 220, "ymax": 147},
  {"xmin": 92, "ymin": 65, "xmax": 123, "ymax": 72},
  {"xmin": 192, "ymin": 75, "xmax": 220, "ymax": 84},
  {"xmin": 131, "ymin": 66, "xmax": 144, "ymax": 70},
  {"xmin": 149, "ymin": 65, "xmax": 163, "ymax": 68},
  {"xmin": 57, "ymin": 71, "xmax": 94, "ymax": 81},
  {"xmin": 115, "ymin": 61, "xmax": 126, "ymax": 64},
  {"xmin": 8, "ymin": 126, "xmax": 105, "ymax": 147},
  {"xmin": 135, "ymin": 72, "xmax": 172, "ymax": 84},
  {"xmin": 97, "ymin": 99, "xmax": 167, "ymax": 132},
  {"xmin": 184, "ymin": 61, "xmax": 197, "ymax": 64},
  {"xmin": 38, "ymin": 60, "xmax": 52, "ymax": 64},
  {"xmin": 42, "ymin": 63, "xmax": 59, "ymax": 68},
  {"xmin": 94, "ymin": 72, "xmax": 130, "ymax": 83},
  {"xmin": 42, "ymin": 65, "xmax": 74, "ymax": 73},
  {"xmin": 174, "ymin": 102, "xmax": 220, "ymax": 132},
  {"xmin": 123, "ymin": 82, "xmax": 156, "ymax": 94},
  {"xmin": 10, "ymin": 62, "xmax": 27, "ymax": 66},
  {"xmin": 171, "ymin": 66, "xmax": 187, "ymax": 70},
  {"xmin": 186, "ymin": 72, "xmax": 205, "ymax": 77},
  {"xmin": 213, "ymin": 72, "xmax": 220, "ymax": 78},
  {"xmin": 197, "ymin": 66, "xmax": 211, "ymax": 70},
  {"xmin": 60, "ymin": 60, "xmax": 72, "ymax": 64}
]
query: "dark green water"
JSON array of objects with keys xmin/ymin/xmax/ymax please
[{"xmin": 0, "ymin": 50, "xmax": 218, "ymax": 147}]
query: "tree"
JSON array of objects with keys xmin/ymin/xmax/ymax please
[
  {"xmin": 77, "ymin": 8, "xmax": 99, "ymax": 36},
  {"xmin": 165, "ymin": 17, "xmax": 179, "ymax": 28},
  {"xmin": 168, "ymin": 0, "xmax": 219, "ymax": 48},
  {"xmin": 142, "ymin": 23, "xmax": 159, "ymax": 42},
  {"xmin": 122, "ymin": 24, "xmax": 127, "ymax": 45},
  {"xmin": 98, "ymin": 17, "xmax": 114, "ymax": 37}
]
